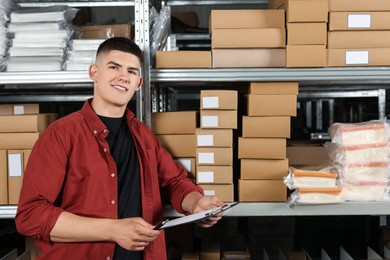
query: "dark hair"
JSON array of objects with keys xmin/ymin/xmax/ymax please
[{"xmin": 96, "ymin": 37, "xmax": 143, "ymax": 64}]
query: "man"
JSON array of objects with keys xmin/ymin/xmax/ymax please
[{"xmin": 15, "ymin": 37, "xmax": 223, "ymax": 259}]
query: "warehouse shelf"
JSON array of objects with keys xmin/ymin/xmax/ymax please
[
  {"xmin": 151, "ymin": 67, "xmax": 390, "ymax": 83},
  {"xmin": 0, "ymin": 71, "xmax": 91, "ymax": 84},
  {"xmin": 3, "ymin": 202, "xmax": 390, "ymax": 219},
  {"xmin": 18, "ymin": 0, "xmax": 134, "ymax": 7},
  {"xmin": 165, "ymin": 0, "xmax": 267, "ymax": 6}
]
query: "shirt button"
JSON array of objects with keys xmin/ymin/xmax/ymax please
[
  {"xmin": 106, "ymin": 257, "xmax": 111, "ymax": 260},
  {"xmin": 103, "ymin": 129, "xmax": 107, "ymax": 133},
  {"xmin": 111, "ymin": 173, "xmax": 115, "ymax": 177},
  {"xmin": 103, "ymin": 148, "xmax": 107, "ymax": 152},
  {"xmin": 111, "ymin": 200, "xmax": 116, "ymax": 205},
  {"xmin": 93, "ymin": 130, "xmax": 97, "ymax": 135}
]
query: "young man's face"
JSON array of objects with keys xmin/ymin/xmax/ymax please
[{"xmin": 89, "ymin": 50, "xmax": 143, "ymax": 115}]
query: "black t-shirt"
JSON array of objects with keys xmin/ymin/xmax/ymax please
[{"xmin": 99, "ymin": 115, "xmax": 141, "ymax": 260}]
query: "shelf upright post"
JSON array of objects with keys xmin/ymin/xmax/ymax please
[{"xmin": 134, "ymin": 0, "xmax": 152, "ymax": 126}]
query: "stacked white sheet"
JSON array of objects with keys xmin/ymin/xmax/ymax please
[{"xmin": 65, "ymin": 39, "xmax": 104, "ymax": 71}]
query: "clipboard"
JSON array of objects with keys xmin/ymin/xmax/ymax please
[{"xmin": 154, "ymin": 202, "xmax": 239, "ymax": 230}]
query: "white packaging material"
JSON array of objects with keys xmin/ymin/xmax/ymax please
[
  {"xmin": 284, "ymin": 167, "xmax": 338, "ymax": 189},
  {"xmin": 10, "ymin": 6, "xmax": 78, "ymax": 23},
  {"xmin": 8, "ymin": 22, "xmax": 62, "ymax": 32},
  {"xmin": 290, "ymin": 187, "xmax": 344, "ymax": 205},
  {"xmin": 329, "ymin": 121, "xmax": 389, "ymax": 146},
  {"xmin": 342, "ymin": 181, "xmax": 389, "ymax": 201},
  {"xmin": 9, "ymin": 47, "xmax": 64, "ymax": 57},
  {"xmin": 343, "ymin": 142, "xmax": 390, "ymax": 163},
  {"xmin": 7, "ymin": 56, "xmax": 63, "ymax": 71},
  {"xmin": 341, "ymin": 162, "xmax": 389, "ymax": 182}
]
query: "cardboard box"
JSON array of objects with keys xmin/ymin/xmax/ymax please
[
  {"xmin": 155, "ymin": 51, "xmax": 211, "ymax": 68},
  {"xmin": 199, "ymin": 184, "xmax": 234, "ymax": 202},
  {"xmin": 0, "ymin": 113, "xmax": 57, "ymax": 133},
  {"xmin": 238, "ymin": 137, "xmax": 286, "ymax": 159},
  {"xmin": 182, "ymin": 252, "xmax": 200, "ymax": 260},
  {"xmin": 172, "ymin": 11, "xmax": 199, "ymax": 27},
  {"xmin": 242, "ymin": 116, "xmax": 290, "ymax": 138},
  {"xmin": 248, "ymin": 82, "xmax": 299, "ymax": 95},
  {"xmin": 238, "ymin": 179, "xmax": 287, "ymax": 202},
  {"xmin": 174, "ymin": 158, "xmax": 196, "ymax": 175},
  {"xmin": 286, "ymin": 0, "xmax": 328, "ymax": 22},
  {"xmin": 0, "ymin": 104, "xmax": 13, "ymax": 115},
  {"xmin": 240, "ymin": 159, "xmax": 289, "ymax": 180},
  {"xmin": 79, "ymin": 23, "xmax": 132, "ymax": 39},
  {"xmin": 222, "ymin": 251, "xmax": 251, "ymax": 260},
  {"xmin": 196, "ymin": 147, "xmax": 233, "ymax": 166},
  {"xmin": 196, "ymin": 128, "xmax": 233, "ymax": 147},
  {"xmin": 286, "ymin": 45, "xmax": 327, "ymax": 68},
  {"xmin": 156, "ymin": 134, "xmax": 196, "ymax": 157},
  {"xmin": 328, "ymin": 48, "xmax": 390, "ymax": 67},
  {"xmin": 210, "ymin": 9, "xmax": 285, "ymax": 30},
  {"xmin": 212, "ymin": 49, "xmax": 285, "ymax": 68},
  {"xmin": 329, "ymin": 12, "xmax": 390, "ymax": 31},
  {"xmin": 200, "ymin": 110, "xmax": 237, "ymax": 129},
  {"xmin": 246, "ymin": 95, "xmax": 297, "ymax": 116},
  {"xmin": 287, "ymin": 23, "xmax": 327, "ymax": 45},
  {"xmin": 151, "ymin": 111, "xmax": 198, "ymax": 134},
  {"xmin": 8, "ymin": 149, "xmax": 31, "ymax": 204},
  {"xmin": 0, "ymin": 150, "xmax": 7, "ymax": 204},
  {"xmin": 329, "ymin": 0, "xmax": 390, "ymax": 11},
  {"xmin": 287, "ymin": 143, "xmax": 328, "ymax": 166},
  {"xmin": 200, "ymin": 90, "xmax": 237, "ymax": 110},
  {"xmin": 0, "ymin": 132, "xmax": 41, "ymax": 149},
  {"xmin": 212, "ymin": 28, "xmax": 286, "ymax": 49},
  {"xmin": 328, "ymin": 31, "xmax": 390, "ymax": 49},
  {"xmin": 196, "ymin": 165, "xmax": 233, "ymax": 184},
  {"xmin": 12, "ymin": 104, "xmax": 39, "ymax": 115}
]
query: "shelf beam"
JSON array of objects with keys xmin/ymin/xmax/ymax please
[
  {"xmin": 0, "ymin": 71, "xmax": 91, "ymax": 84},
  {"xmin": 166, "ymin": 0, "xmax": 267, "ymax": 5},
  {"xmin": 19, "ymin": 1, "xmax": 134, "ymax": 7}
]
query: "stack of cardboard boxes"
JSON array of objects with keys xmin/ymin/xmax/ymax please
[
  {"xmin": 328, "ymin": 0, "xmax": 390, "ymax": 66},
  {"xmin": 196, "ymin": 90, "xmax": 237, "ymax": 202},
  {"xmin": 151, "ymin": 111, "xmax": 198, "ymax": 181},
  {"xmin": 210, "ymin": 9, "xmax": 286, "ymax": 68},
  {"xmin": 238, "ymin": 82, "xmax": 298, "ymax": 202},
  {"xmin": 269, "ymin": 0, "xmax": 328, "ymax": 67},
  {"xmin": 0, "ymin": 104, "xmax": 57, "ymax": 205}
]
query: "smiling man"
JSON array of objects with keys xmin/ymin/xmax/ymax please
[{"xmin": 15, "ymin": 37, "xmax": 223, "ymax": 260}]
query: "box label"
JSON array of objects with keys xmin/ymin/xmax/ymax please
[
  {"xmin": 202, "ymin": 96, "xmax": 219, "ymax": 109},
  {"xmin": 198, "ymin": 152, "xmax": 215, "ymax": 164},
  {"xmin": 198, "ymin": 171, "xmax": 214, "ymax": 183},
  {"xmin": 204, "ymin": 190, "xmax": 216, "ymax": 196},
  {"xmin": 8, "ymin": 153, "xmax": 23, "ymax": 177},
  {"xmin": 13, "ymin": 105, "xmax": 25, "ymax": 115},
  {"xmin": 174, "ymin": 158, "xmax": 192, "ymax": 172},
  {"xmin": 201, "ymin": 116, "xmax": 219, "ymax": 127},
  {"xmin": 347, "ymin": 14, "xmax": 371, "ymax": 28},
  {"xmin": 197, "ymin": 135, "xmax": 214, "ymax": 146},
  {"xmin": 345, "ymin": 50, "xmax": 369, "ymax": 64}
]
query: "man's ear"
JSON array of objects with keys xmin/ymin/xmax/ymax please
[
  {"xmin": 89, "ymin": 64, "xmax": 98, "ymax": 81},
  {"xmin": 136, "ymin": 76, "xmax": 143, "ymax": 91}
]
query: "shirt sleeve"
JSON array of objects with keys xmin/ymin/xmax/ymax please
[{"xmin": 15, "ymin": 126, "xmax": 68, "ymax": 243}]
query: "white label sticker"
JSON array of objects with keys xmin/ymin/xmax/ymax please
[
  {"xmin": 197, "ymin": 135, "xmax": 214, "ymax": 146},
  {"xmin": 345, "ymin": 50, "xmax": 369, "ymax": 65},
  {"xmin": 198, "ymin": 152, "xmax": 214, "ymax": 164},
  {"xmin": 8, "ymin": 153, "xmax": 23, "ymax": 177},
  {"xmin": 204, "ymin": 190, "xmax": 216, "ymax": 196},
  {"xmin": 197, "ymin": 171, "xmax": 214, "ymax": 183},
  {"xmin": 201, "ymin": 116, "xmax": 218, "ymax": 127},
  {"xmin": 202, "ymin": 96, "xmax": 219, "ymax": 109},
  {"xmin": 13, "ymin": 105, "xmax": 25, "ymax": 115},
  {"xmin": 174, "ymin": 158, "xmax": 192, "ymax": 172},
  {"xmin": 348, "ymin": 14, "xmax": 371, "ymax": 28}
]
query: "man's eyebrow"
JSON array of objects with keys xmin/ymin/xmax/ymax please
[{"xmin": 107, "ymin": 61, "xmax": 140, "ymax": 71}]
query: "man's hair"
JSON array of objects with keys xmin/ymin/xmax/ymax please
[{"xmin": 96, "ymin": 37, "xmax": 143, "ymax": 64}]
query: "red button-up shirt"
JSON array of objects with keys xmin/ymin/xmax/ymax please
[{"xmin": 15, "ymin": 99, "xmax": 203, "ymax": 260}]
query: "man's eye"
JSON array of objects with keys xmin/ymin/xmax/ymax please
[
  {"xmin": 129, "ymin": 70, "xmax": 137, "ymax": 75},
  {"xmin": 109, "ymin": 66, "xmax": 118, "ymax": 70}
]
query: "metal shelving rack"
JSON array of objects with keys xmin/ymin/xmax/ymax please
[{"xmin": 1, "ymin": 0, "xmax": 390, "ymax": 220}]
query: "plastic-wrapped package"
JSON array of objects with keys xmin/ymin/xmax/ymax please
[
  {"xmin": 284, "ymin": 167, "xmax": 338, "ymax": 189},
  {"xmin": 0, "ymin": 0, "xmax": 16, "ymax": 24},
  {"xmin": 8, "ymin": 21, "xmax": 64, "ymax": 32},
  {"xmin": 328, "ymin": 120, "xmax": 389, "ymax": 146},
  {"xmin": 339, "ymin": 162, "xmax": 390, "ymax": 182},
  {"xmin": 150, "ymin": 5, "xmax": 171, "ymax": 64},
  {"xmin": 342, "ymin": 180, "xmax": 389, "ymax": 201},
  {"xmin": 10, "ymin": 5, "xmax": 78, "ymax": 23},
  {"xmin": 289, "ymin": 187, "xmax": 344, "ymax": 205},
  {"xmin": 325, "ymin": 141, "xmax": 390, "ymax": 164}
]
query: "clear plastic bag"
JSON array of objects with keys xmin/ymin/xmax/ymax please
[
  {"xmin": 150, "ymin": 5, "xmax": 171, "ymax": 64},
  {"xmin": 284, "ymin": 166, "xmax": 338, "ymax": 190},
  {"xmin": 341, "ymin": 180, "xmax": 389, "ymax": 201},
  {"xmin": 288, "ymin": 187, "xmax": 344, "ymax": 206}
]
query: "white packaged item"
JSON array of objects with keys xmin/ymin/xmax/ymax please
[
  {"xmin": 12, "ymin": 37, "xmax": 68, "ymax": 48},
  {"xmin": 342, "ymin": 181, "xmax": 389, "ymax": 201},
  {"xmin": 290, "ymin": 187, "xmax": 344, "ymax": 205},
  {"xmin": 71, "ymin": 39, "xmax": 105, "ymax": 51},
  {"xmin": 340, "ymin": 162, "xmax": 390, "ymax": 182},
  {"xmin": 7, "ymin": 56, "xmax": 63, "ymax": 71},
  {"xmin": 342, "ymin": 142, "xmax": 390, "ymax": 163},
  {"xmin": 329, "ymin": 120, "xmax": 389, "ymax": 146},
  {"xmin": 9, "ymin": 47, "xmax": 64, "ymax": 57},
  {"xmin": 12, "ymin": 30, "xmax": 69, "ymax": 40},
  {"xmin": 65, "ymin": 61, "xmax": 89, "ymax": 71},
  {"xmin": 10, "ymin": 6, "xmax": 78, "ymax": 23},
  {"xmin": 8, "ymin": 22, "xmax": 62, "ymax": 32},
  {"xmin": 284, "ymin": 167, "xmax": 338, "ymax": 189}
]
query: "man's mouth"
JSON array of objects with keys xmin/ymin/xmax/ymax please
[{"xmin": 112, "ymin": 85, "xmax": 128, "ymax": 91}]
